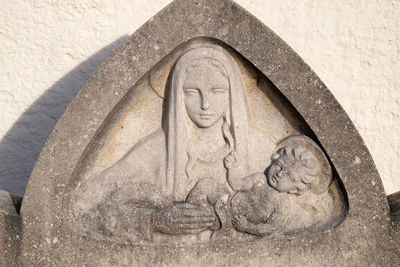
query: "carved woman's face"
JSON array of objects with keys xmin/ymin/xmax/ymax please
[{"xmin": 183, "ymin": 61, "xmax": 230, "ymax": 128}]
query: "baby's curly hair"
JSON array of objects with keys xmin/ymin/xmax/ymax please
[{"xmin": 272, "ymin": 145, "xmax": 319, "ymax": 188}]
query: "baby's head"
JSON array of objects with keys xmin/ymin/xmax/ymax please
[{"xmin": 267, "ymin": 145, "xmax": 318, "ymax": 194}]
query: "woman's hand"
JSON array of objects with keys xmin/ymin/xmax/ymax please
[{"xmin": 151, "ymin": 203, "xmax": 219, "ymax": 235}]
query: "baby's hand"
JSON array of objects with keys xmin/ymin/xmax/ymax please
[
  {"xmin": 232, "ymin": 215, "xmax": 251, "ymax": 232},
  {"xmin": 224, "ymin": 152, "xmax": 236, "ymax": 169}
]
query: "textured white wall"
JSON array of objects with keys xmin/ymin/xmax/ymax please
[{"xmin": 0, "ymin": 0, "xmax": 399, "ymax": 197}]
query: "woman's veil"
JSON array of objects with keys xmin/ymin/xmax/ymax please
[{"xmin": 166, "ymin": 45, "xmax": 252, "ymax": 201}]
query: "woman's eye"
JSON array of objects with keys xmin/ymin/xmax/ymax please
[
  {"xmin": 184, "ymin": 89, "xmax": 199, "ymax": 95},
  {"xmin": 211, "ymin": 88, "xmax": 227, "ymax": 94}
]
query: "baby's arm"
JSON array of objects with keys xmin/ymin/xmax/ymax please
[
  {"xmin": 232, "ymin": 194, "xmax": 290, "ymax": 236},
  {"xmin": 239, "ymin": 173, "xmax": 266, "ymax": 191}
]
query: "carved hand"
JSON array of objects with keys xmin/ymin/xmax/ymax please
[
  {"xmin": 232, "ymin": 215, "xmax": 274, "ymax": 236},
  {"xmin": 152, "ymin": 203, "xmax": 218, "ymax": 235},
  {"xmin": 232, "ymin": 215, "xmax": 251, "ymax": 233}
]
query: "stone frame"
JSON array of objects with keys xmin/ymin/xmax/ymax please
[{"xmin": 20, "ymin": 0, "xmax": 399, "ymax": 265}]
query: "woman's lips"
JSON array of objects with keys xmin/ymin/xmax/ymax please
[{"xmin": 199, "ymin": 113, "xmax": 215, "ymax": 119}]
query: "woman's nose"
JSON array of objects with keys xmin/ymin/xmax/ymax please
[{"xmin": 201, "ymin": 94, "xmax": 210, "ymax": 110}]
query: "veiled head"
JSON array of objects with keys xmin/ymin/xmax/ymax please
[{"xmin": 183, "ymin": 58, "xmax": 230, "ymax": 128}]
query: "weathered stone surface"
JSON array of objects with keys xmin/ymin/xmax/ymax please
[
  {"xmin": 63, "ymin": 42, "xmax": 346, "ymax": 244},
  {"xmin": 0, "ymin": 189, "xmax": 21, "ymax": 266},
  {"xmin": 388, "ymin": 191, "xmax": 400, "ymax": 227},
  {"xmin": 19, "ymin": 0, "xmax": 399, "ymax": 266}
]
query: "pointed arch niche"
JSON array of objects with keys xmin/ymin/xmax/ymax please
[{"xmin": 21, "ymin": 1, "xmax": 393, "ymax": 266}]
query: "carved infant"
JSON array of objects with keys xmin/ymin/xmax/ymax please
[
  {"xmin": 231, "ymin": 144, "xmax": 323, "ymax": 237},
  {"xmin": 185, "ymin": 172, "xmax": 267, "ymax": 236}
]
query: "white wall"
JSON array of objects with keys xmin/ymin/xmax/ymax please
[{"xmin": 0, "ymin": 0, "xmax": 399, "ymax": 197}]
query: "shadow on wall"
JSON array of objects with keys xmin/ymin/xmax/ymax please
[{"xmin": 0, "ymin": 36, "xmax": 129, "ymax": 197}]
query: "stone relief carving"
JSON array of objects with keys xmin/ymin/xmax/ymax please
[
  {"xmin": 232, "ymin": 135, "xmax": 335, "ymax": 237},
  {"xmin": 65, "ymin": 42, "xmax": 345, "ymax": 243}
]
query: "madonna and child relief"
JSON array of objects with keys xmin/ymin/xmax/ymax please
[{"xmin": 65, "ymin": 40, "xmax": 346, "ymax": 243}]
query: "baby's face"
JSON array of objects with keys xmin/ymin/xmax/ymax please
[{"xmin": 267, "ymin": 154, "xmax": 300, "ymax": 193}]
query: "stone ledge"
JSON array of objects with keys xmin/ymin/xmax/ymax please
[
  {"xmin": 0, "ymin": 189, "xmax": 22, "ymax": 217},
  {"xmin": 388, "ymin": 191, "xmax": 400, "ymax": 226},
  {"xmin": 0, "ymin": 189, "xmax": 22, "ymax": 266}
]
